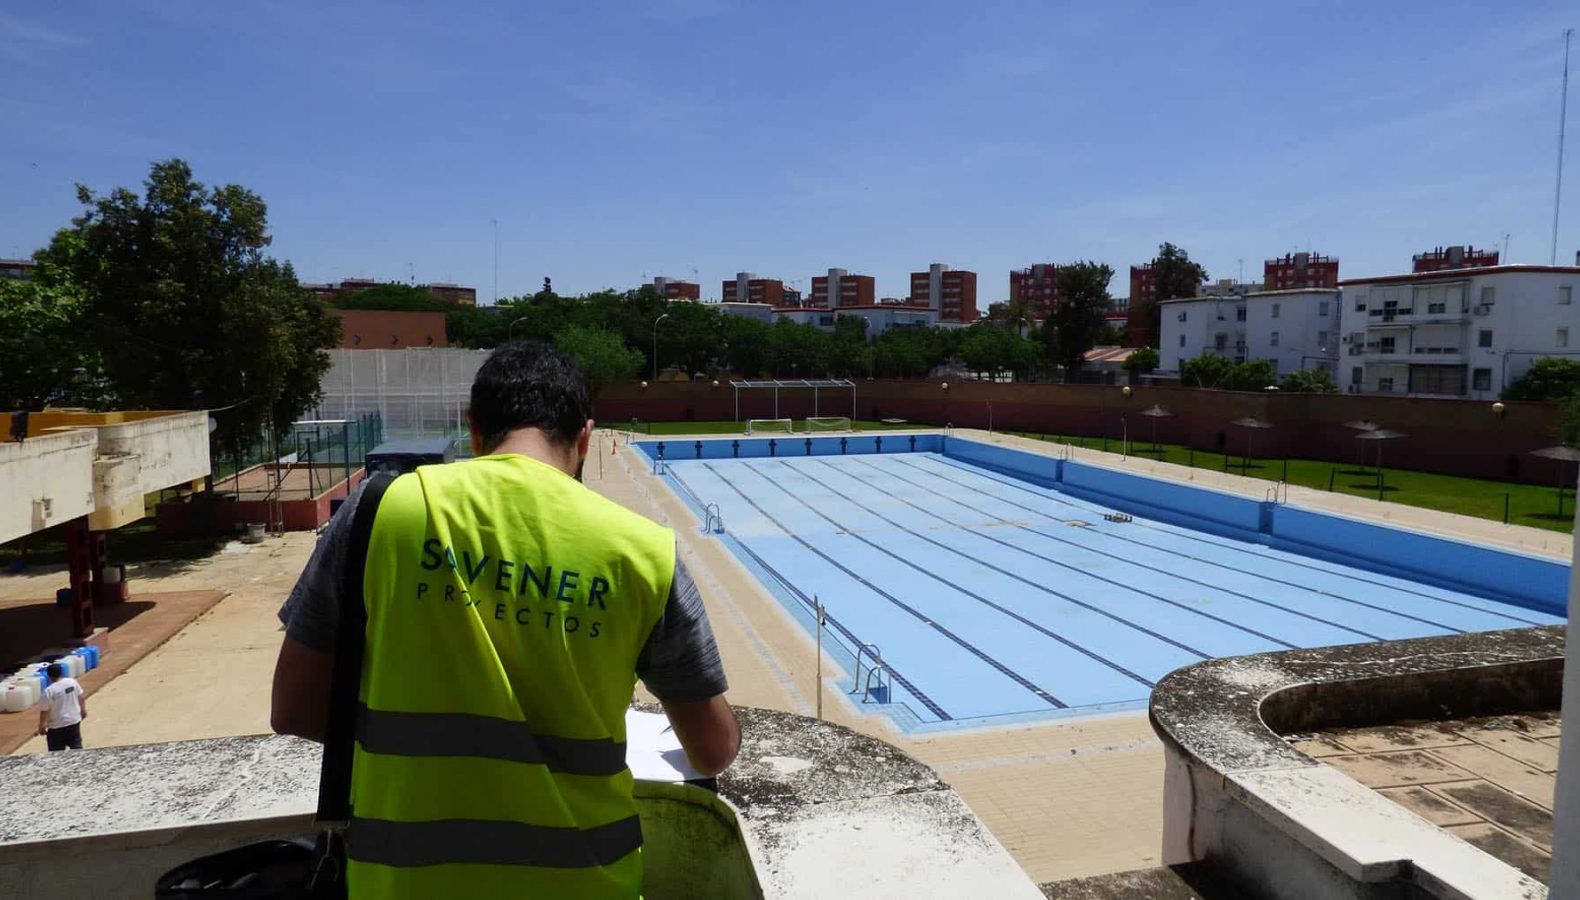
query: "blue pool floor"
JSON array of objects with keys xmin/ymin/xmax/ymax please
[{"xmin": 665, "ymin": 452, "xmax": 1562, "ymax": 730}]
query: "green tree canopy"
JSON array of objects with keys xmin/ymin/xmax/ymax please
[
  {"xmin": 553, "ymin": 325, "xmax": 643, "ymax": 394},
  {"xmin": 765, "ymin": 318, "xmax": 830, "ymax": 377},
  {"xmin": 1179, "ymin": 354, "xmax": 1235, "ymax": 388},
  {"xmin": 1279, "ymin": 367, "xmax": 1338, "ymax": 393},
  {"xmin": 959, "ymin": 324, "xmax": 1039, "ymax": 379},
  {"xmin": 1141, "ymin": 243, "xmax": 1207, "ymax": 348},
  {"xmin": 37, "ymin": 159, "xmax": 338, "ymax": 452},
  {"xmin": 1046, "ymin": 261, "xmax": 1114, "ymax": 374},
  {"xmin": 1123, "ymin": 347, "xmax": 1159, "ymax": 375},
  {"xmin": 1504, "ymin": 357, "xmax": 1580, "ymax": 401},
  {"xmin": 828, "ymin": 315, "xmax": 873, "ymax": 377},
  {"xmin": 0, "ymin": 254, "xmax": 102, "ymax": 409}
]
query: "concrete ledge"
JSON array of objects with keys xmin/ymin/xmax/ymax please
[
  {"xmin": 1150, "ymin": 627, "xmax": 1560, "ymax": 899},
  {"xmin": 0, "ymin": 707, "xmax": 1040, "ymax": 899}
]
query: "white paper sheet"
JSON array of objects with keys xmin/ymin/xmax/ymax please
[{"xmin": 624, "ymin": 709, "xmax": 706, "ymax": 782}]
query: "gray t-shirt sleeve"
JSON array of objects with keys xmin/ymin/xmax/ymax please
[
  {"xmin": 277, "ymin": 483, "xmax": 366, "ymax": 653},
  {"xmin": 637, "ymin": 554, "xmax": 729, "ymax": 703}
]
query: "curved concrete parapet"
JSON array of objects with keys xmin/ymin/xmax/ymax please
[
  {"xmin": 1150, "ymin": 626, "xmax": 1561, "ymax": 900},
  {"xmin": 0, "ymin": 706, "xmax": 1040, "ymax": 899}
]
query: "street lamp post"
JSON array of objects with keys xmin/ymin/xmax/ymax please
[
  {"xmin": 508, "ymin": 317, "xmax": 528, "ymax": 341},
  {"xmin": 652, "ymin": 313, "xmax": 670, "ymax": 381}
]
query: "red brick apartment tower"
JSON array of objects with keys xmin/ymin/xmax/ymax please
[
  {"xmin": 720, "ymin": 273, "xmax": 786, "ymax": 305},
  {"xmin": 1127, "ymin": 264, "xmax": 1158, "ymax": 347},
  {"xmin": 1412, "ymin": 245, "xmax": 1500, "ymax": 273},
  {"xmin": 910, "ymin": 264, "xmax": 978, "ymax": 323},
  {"xmin": 1264, "ymin": 252, "xmax": 1339, "ymax": 289},
  {"xmin": 810, "ymin": 268, "xmax": 876, "ymax": 308},
  {"xmin": 652, "ymin": 277, "xmax": 701, "ymax": 300},
  {"xmin": 1009, "ymin": 264, "xmax": 1060, "ymax": 321}
]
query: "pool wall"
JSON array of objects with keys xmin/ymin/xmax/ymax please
[{"xmin": 638, "ymin": 435, "xmax": 1567, "ymax": 616}]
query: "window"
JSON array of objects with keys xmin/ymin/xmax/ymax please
[
  {"xmin": 1428, "ymin": 300, "xmax": 1446, "ymax": 314},
  {"xmin": 1473, "ymin": 368, "xmax": 1492, "ymax": 391},
  {"xmin": 1317, "ymin": 330, "xmax": 1330, "ymax": 348},
  {"xmin": 1480, "ymin": 285, "xmax": 1495, "ymax": 305},
  {"xmin": 1319, "ymin": 300, "xmax": 1330, "ymax": 316},
  {"xmin": 1563, "ymin": 286, "xmax": 1574, "ymax": 305},
  {"xmin": 1270, "ymin": 331, "xmax": 1280, "ymax": 347},
  {"xmin": 1178, "ymin": 311, "xmax": 1187, "ymax": 322},
  {"xmin": 1355, "ymin": 297, "xmax": 1366, "ymax": 312},
  {"xmin": 1478, "ymin": 329, "xmax": 1494, "ymax": 348},
  {"xmin": 1560, "ymin": 327, "xmax": 1570, "ymax": 349},
  {"xmin": 1378, "ymin": 376, "xmax": 1395, "ymax": 392},
  {"xmin": 1272, "ymin": 303, "xmax": 1281, "ymax": 318},
  {"xmin": 1236, "ymin": 307, "xmax": 1246, "ymax": 322},
  {"xmin": 1179, "ymin": 334, "xmax": 1186, "ymax": 348},
  {"xmin": 1351, "ymin": 366, "xmax": 1363, "ymax": 385}
]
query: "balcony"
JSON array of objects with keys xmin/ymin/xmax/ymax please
[{"xmin": 0, "ymin": 707, "xmax": 1043, "ymax": 899}]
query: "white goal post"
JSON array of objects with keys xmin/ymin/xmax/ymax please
[
  {"xmin": 746, "ymin": 418, "xmax": 795, "ymax": 435},
  {"xmin": 804, "ymin": 416, "xmax": 852, "ymax": 433}
]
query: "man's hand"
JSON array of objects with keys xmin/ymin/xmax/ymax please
[{"xmin": 661, "ymin": 694, "xmax": 740, "ymax": 776}]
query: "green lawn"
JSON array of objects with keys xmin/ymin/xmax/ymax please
[{"xmin": 1008, "ymin": 432, "xmax": 1574, "ymax": 534}]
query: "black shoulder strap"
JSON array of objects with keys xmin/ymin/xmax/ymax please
[{"xmin": 315, "ymin": 473, "xmax": 396, "ymax": 824}]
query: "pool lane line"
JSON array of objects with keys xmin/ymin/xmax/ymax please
[
  {"xmin": 734, "ymin": 460, "xmax": 1155, "ymax": 692},
  {"xmin": 702, "ymin": 461, "xmax": 1062, "ymax": 710},
  {"xmin": 795, "ymin": 458, "xmax": 1222, "ymax": 659},
  {"xmin": 669, "ymin": 466, "xmax": 953, "ymax": 722},
  {"xmin": 915, "ymin": 454, "xmax": 1550, "ymax": 628},
  {"xmin": 825, "ymin": 457, "xmax": 1293, "ymax": 652},
  {"xmin": 879, "ymin": 455, "xmax": 1396, "ymax": 641}
]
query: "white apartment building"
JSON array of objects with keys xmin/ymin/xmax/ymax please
[
  {"xmin": 1244, "ymin": 289, "xmax": 1341, "ymax": 377},
  {"xmin": 1157, "ymin": 288, "xmax": 1339, "ymax": 376},
  {"xmin": 1339, "ymin": 266, "xmax": 1580, "ymax": 399}
]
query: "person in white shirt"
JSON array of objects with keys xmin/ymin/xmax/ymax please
[{"xmin": 36, "ymin": 662, "xmax": 86, "ymax": 751}]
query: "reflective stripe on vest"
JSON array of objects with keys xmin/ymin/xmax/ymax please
[{"xmin": 349, "ymin": 454, "xmax": 675, "ymax": 898}]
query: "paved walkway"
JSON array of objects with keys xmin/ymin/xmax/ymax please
[{"xmin": 1, "ymin": 533, "xmax": 321, "ymax": 754}]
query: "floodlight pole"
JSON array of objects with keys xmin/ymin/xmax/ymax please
[{"xmin": 652, "ymin": 313, "xmax": 670, "ymax": 381}]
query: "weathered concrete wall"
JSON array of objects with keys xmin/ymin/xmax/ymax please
[{"xmin": 0, "ymin": 429, "xmax": 96, "ymax": 545}]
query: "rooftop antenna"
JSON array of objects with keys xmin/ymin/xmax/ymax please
[
  {"xmin": 1553, "ymin": 28, "xmax": 1574, "ymax": 266},
  {"xmin": 492, "ymin": 218, "xmax": 499, "ymax": 304},
  {"xmin": 1503, "ymin": 233, "xmax": 1511, "ymax": 262}
]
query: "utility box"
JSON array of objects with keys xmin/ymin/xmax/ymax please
[{"xmin": 364, "ymin": 438, "xmax": 456, "ymax": 476}]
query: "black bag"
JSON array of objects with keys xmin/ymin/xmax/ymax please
[{"xmin": 156, "ymin": 475, "xmax": 393, "ymax": 898}]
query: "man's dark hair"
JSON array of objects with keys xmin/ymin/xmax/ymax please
[
  {"xmin": 469, "ymin": 341, "xmax": 591, "ymax": 451},
  {"xmin": 47, "ymin": 662, "xmax": 65, "ymax": 681}
]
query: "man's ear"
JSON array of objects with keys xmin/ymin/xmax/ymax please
[
  {"xmin": 467, "ymin": 410, "xmax": 485, "ymax": 456},
  {"xmin": 577, "ymin": 419, "xmax": 595, "ymax": 458}
]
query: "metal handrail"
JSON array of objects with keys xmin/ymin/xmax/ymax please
[
  {"xmin": 851, "ymin": 643, "xmax": 888, "ymax": 702},
  {"xmin": 702, "ymin": 503, "xmax": 724, "ymax": 534}
]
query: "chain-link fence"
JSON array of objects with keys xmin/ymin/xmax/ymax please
[
  {"xmin": 212, "ymin": 413, "xmax": 384, "ymax": 500},
  {"xmin": 311, "ymin": 348, "xmax": 490, "ymax": 440}
]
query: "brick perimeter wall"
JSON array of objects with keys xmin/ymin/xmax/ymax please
[{"xmin": 594, "ymin": 381, "xmax": 1562, "ymax": 485}]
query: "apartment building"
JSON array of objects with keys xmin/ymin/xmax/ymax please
[
  {"xmin": 651, "ymin": 277, "xmax": 700, "ymax": 300},
  {"xmin": 809, "ymin": 268, "xmax": 876, "ymax": 308},
  {"xmin": 776, "ymin": 304, "xmax": 936, "ymax": 338},
  {"xmin": 305, "ymin": 278, "xmax": 476, "ymax": 306},
  {"xmin": 0, "ymin": 258, "xmax": 36, "ymax": 281},
  {"xmin": 1265, "ymin": 252, "xmax": 1339, "ymax": 290},
  {"xmin": 1412, "ymin": 245, "xmax": 1499, "ymax": 273},
  {"xmin": 1157, "ymin": 294, "xmax": 1248, "ymax": 372},
  {"xmin": 720, "ymin": 272, "xmax": 786, "ymax": 306},
  {"xmin": 1158, "ymin": 288, "xmax": 1340, "ymax": 377},
  {"xmin": 1009, "ymin": 264, "xmax": 1059, "ymax": 320},
  {"xmin": 1243, "ymin": 289, "xmax": 1341, "ymax": 376},
  {"xmin": 909, "ymin": 264, "xmax": 978, "ymax": 323},
  {"xmin": 1340, "ymin": 266, "xmax": 1580, "ymax": 398}
]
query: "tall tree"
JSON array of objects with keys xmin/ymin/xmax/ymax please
[
  {"xmin": 553, "ymin": 325, "xmax": 643, "ymax": 393},
  {"xmin": 0, "ymin": 253, "xmax": 102, "ymax": 409},
  {"xmin": 959, "ymin": 324, "xmax": 1039, "ymax": 380},
  {"xmin": 828, "ymin": 315, "xmax": 873, "ymax": 377},
  {"xmin": 720, "ymin": 314, "xmax": 772, "ymax": 377},
  {"xmin": 1142, "ymin": 243, "xmax": 1207, "ymax": 348},
  {"xmin": 1046, "ymin": 261, "xmax": 1114, "ymax": 375},
  {"xmin": 38, "ymin": 159, "xmax": 339, "ymax": 454}
]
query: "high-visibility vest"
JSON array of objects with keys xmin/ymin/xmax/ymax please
[{"xmin": 348, "ymin": 453, "xmax": 676, "ymax": 898}]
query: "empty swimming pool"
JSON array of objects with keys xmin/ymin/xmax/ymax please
[{"xmin": 645, "ymin": 436, "xmax": 1566, "ymax": 731}]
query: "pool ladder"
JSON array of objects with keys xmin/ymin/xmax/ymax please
[
  {"xmin": 702, "ymin": 503, "xmax": 725, "ymax": 534},
  {"xmin": 851, "ymin": 643, "xmax": 889, "ymax": 704},
  {"xmin": 1265, "ymin": 481, "xmax": 1288, "ymax": 504}
]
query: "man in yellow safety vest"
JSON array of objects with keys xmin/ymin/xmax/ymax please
[{"xmin": 271, "ymin": 341, "xmax": 739, "ymax": 897}]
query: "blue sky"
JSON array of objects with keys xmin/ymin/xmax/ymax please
[{"xmin": 2, "ymin": 1, "xmax": 1576, "ymax": 302}]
